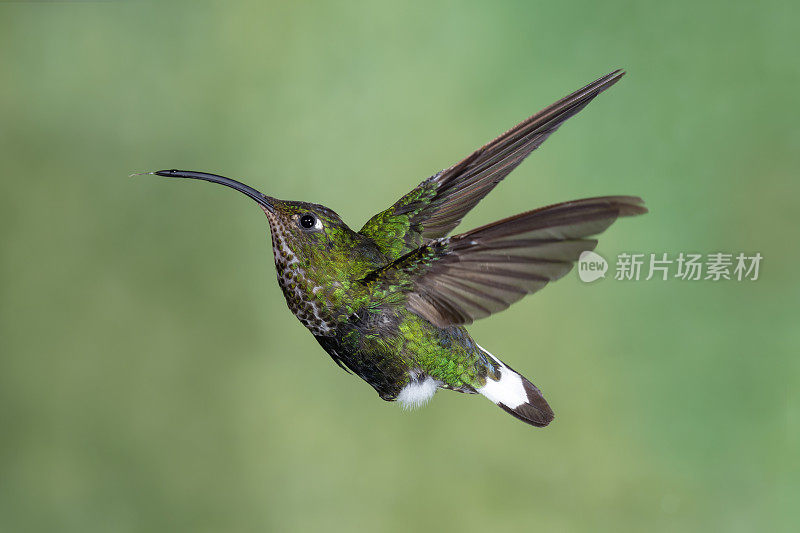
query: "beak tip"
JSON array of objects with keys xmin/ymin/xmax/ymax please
[{"xmin": 153, "ymin": 169, "xmax": 181, "ymax": 178}]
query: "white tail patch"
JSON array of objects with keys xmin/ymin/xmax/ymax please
[
  {"xmin": 475, "ymin": 345, "xmax": 554, "ymax": 427},
  {"xmin": 476, "ymin": 345, "xmax": 527, "ymax": 408},
  {"xmin": 397, "ymin": 375, "xmax": 438, "ymax": 410}
]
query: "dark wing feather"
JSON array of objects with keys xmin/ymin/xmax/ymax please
[
  {"xmin": 363, "ymin": 196, "xmax": 647, "ymax": 327},
  {"xmin": 360, "ymin": 69, "xmax": 626, "ymax": 260}
]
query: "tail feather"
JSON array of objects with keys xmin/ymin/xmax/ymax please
[{"xmin": 477, "ymin": 346, "xmax": 554, "ymax": 427}]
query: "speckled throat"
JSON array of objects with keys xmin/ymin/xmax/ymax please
[{"xmin": 264, "ymin": 210, "xmax": 337, "ymax": 336}]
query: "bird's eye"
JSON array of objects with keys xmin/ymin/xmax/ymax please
[{"xmin": 299, "ymin": 214, "xmax": 317, "ymax": 229}]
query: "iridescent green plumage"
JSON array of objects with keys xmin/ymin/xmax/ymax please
[{"xmin": 149, "ymin": 69, "xmax": 646, "ymax": 427}]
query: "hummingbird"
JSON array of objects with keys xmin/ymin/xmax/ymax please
[{"xmin": 146, "ymin": 69, "xmax": 646, "ymax": 427}]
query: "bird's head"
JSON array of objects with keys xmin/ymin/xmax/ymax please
[{"xmin": 147, "ymin": 170, "xmax": 375, "ymax": 283}]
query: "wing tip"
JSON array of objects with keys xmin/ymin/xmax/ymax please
[
  {"xmin": 609, "ymin": 67, "xmax": 626, "ymax": 79},
  {"xmin": 576, "ymin": 67, "xmax": 627, "ymax": 101},
  {"xmin": 600, "ymin": 68, "xmax": 626, "ymax": 88},
  {"xmin": 614, "ymin": 196, "xmax": 648, "ymax": 217}
]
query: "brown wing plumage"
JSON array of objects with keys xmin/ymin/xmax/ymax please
[
  {"xmin": 364, "ymin": 196, "xmax": 647, "ymax": 327},
  {"xmin": 360, "ymin": 70, "xmax": 627, "ymax": 259}
]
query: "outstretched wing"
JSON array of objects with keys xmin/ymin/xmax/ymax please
[
  {"xmin": 360, "ymin": 69, "xmax": 625, "ymax": 260},
  {"xmin": 361, "ymin": 196, "xmax": 647, "ymax": 327}
]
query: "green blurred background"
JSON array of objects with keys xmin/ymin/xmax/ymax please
[{"xmin": 1, "ymin": 1, "xmax": 797, "ymax": 532}]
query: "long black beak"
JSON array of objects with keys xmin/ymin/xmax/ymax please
[{"xmin": 149, "ymin": 169, "xmax": 275, "ymax": 213}]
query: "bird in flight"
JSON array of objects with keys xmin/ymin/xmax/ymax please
[{"xmin": 144, "ymin": 69, "xmax": 646, "ymax": 427}]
